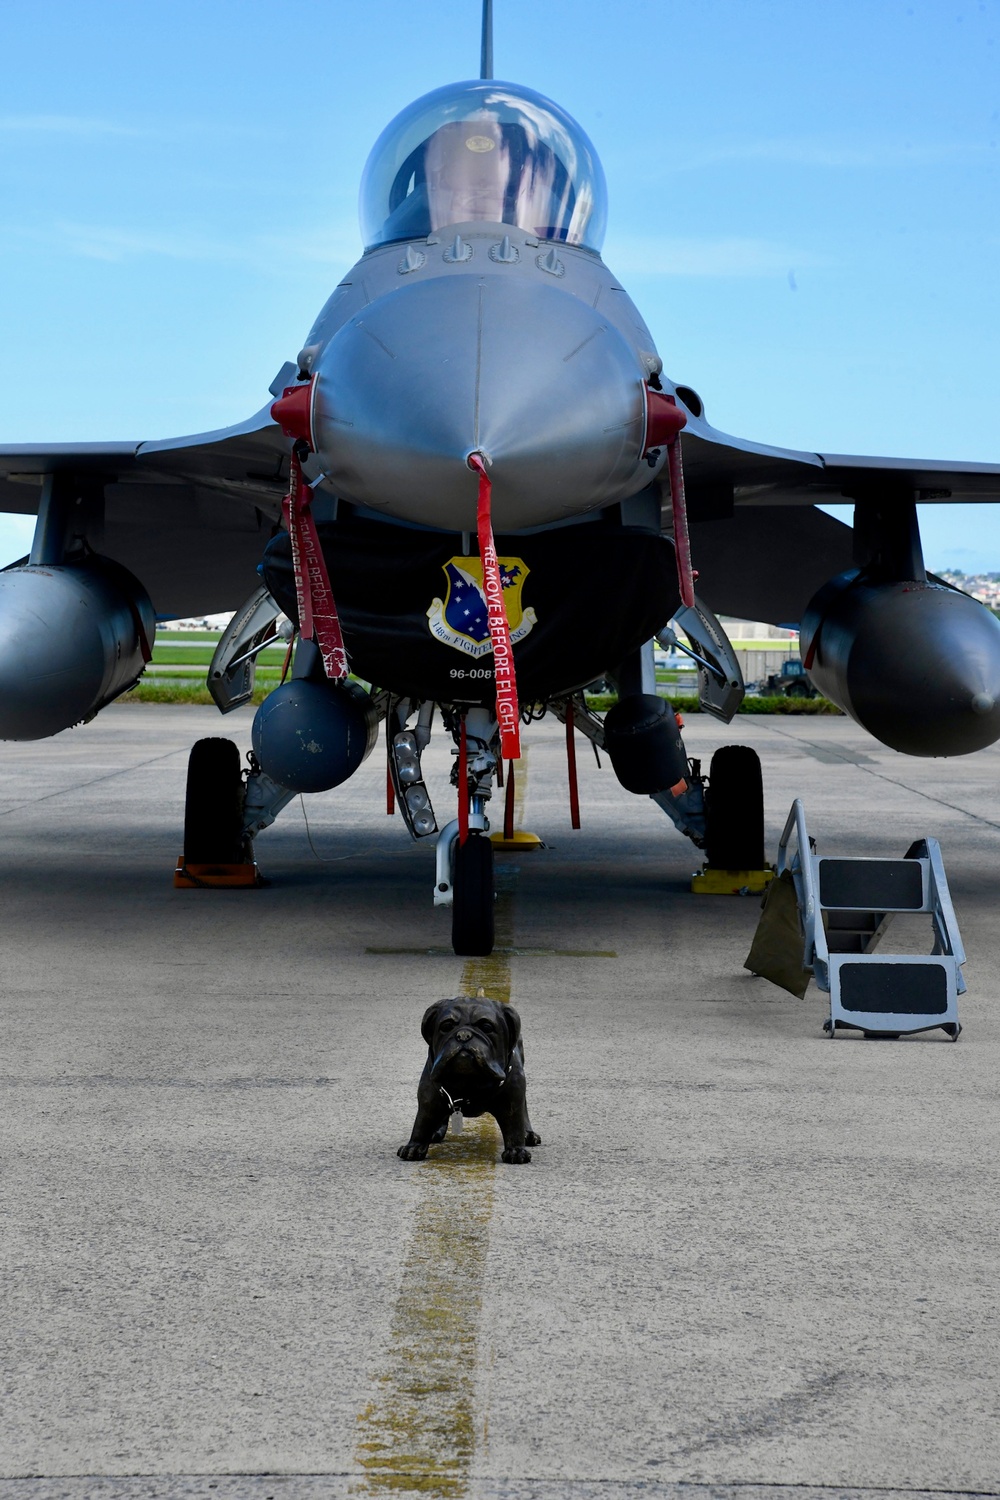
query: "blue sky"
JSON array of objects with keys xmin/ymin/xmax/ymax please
[{"xmin": 0, "ymin": 0, "xmax": 997, "ymax": 571}]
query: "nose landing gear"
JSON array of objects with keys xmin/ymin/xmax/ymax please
[
  {"xmin": 451, "ymin": 830, "xmax": 495, "ymax": 956},
  {"xmin": 434, "ymin": 707, "xmax": 500, "ymax": 956}
]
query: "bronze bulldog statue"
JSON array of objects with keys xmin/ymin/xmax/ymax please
[{"xmin": 398, "ymin": 994, "xmax": 541, "ymax": 1164}]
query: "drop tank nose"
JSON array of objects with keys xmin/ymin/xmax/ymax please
[
  {"xmin": 802, "ymin": 573, "xmax": 1000, "ymax": 756},
  {"xmin": 0, "ymin": 561, "xmax": 154, "ymax": 740},
  {"xmin": 311, "ymin": 273, "xmax": 646, "ymax": 530}
]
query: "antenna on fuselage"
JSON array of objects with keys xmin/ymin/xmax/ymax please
[{"xmin": 480, "ymin": 0, "xmax": 494, "ymax": 78}]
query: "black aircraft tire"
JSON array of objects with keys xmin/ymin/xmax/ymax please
[
  {"xmin": 452, "ymin": 832, "xmax": 495, "ymax": 957},
  {"xmin": 704, "ymin": 745, "xmax": 765, "ymax": 870},
  {"xmin": 183, "ymin": 738, "xmax": 246, "ymax": 865}
]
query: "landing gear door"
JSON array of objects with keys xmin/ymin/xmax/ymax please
[
  {"xmin": 658, "ymin": 597, "xmax": 744, "ymax": 724},
  {"xmin": 208, "ymin": 585, "xmax": 286, "ymax": 714}
]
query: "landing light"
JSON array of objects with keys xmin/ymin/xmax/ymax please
[
  {"xmin": 394, "ymin": 732, "xmax": 423, "ymax": 783},
  {"xmin": 405, "ymin": 785, "xmax": 431, "ymax": 814}
]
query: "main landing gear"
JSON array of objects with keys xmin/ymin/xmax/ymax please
[
  {"xmin": 183, "ymin": 738, "xmax": 246, "ymax": 864},
  {"xmin": 176, "ymin": 683, "xmax": 768, "ymax": 946},
  {"xmin": 175, "ymin": 737, "xmax": 263, "ymax": 887},
  {"xmin": 703, "ymin": 744, "xmax": 766, "ymax": 871},
  {"xmin": 178, "ymin": 735, "xmax": 297, "ymax": 888},
  {"xmin": 179, "ymin": 703, "xmax": 503, "ymax": 959}
]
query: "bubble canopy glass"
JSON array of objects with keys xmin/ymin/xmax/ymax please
[{"xmin": 359, "ymin": 80, "xmax": 608, "ymax": 252}]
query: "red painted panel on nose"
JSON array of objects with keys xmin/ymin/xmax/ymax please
[{"xmin": 643, "ymin": 387, "xmax": 687, "ymax": 452}]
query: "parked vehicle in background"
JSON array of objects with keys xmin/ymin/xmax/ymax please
[{"xmin": 764, "ymin": 658, "xmax": 817, "ymax": 697}]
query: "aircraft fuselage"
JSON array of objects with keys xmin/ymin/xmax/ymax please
[{"xmin": 296, "ymin": 220, "xmax": 666, "ymax": 533}]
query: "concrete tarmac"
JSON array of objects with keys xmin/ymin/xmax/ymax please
[{"xmin": 1, "ymin": 705, "xmax": 999, "ymax": 1500}]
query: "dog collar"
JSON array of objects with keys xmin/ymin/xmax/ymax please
[{"xmin": 438, "ymin": 1064, "xmax": 511, "ymax": 1115}]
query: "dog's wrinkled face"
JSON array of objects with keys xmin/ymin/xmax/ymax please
[{"xmin": 422, "ymin": 997, "xmax": 520, "ymax": 1084}]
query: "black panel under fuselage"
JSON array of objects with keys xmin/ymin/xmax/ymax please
[{"xmin": 262, "ymin": 512, "xmax": 677, "ymax": 704}]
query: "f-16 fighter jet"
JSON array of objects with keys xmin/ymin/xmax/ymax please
[{"xmin": 2, "ymin": 6, "xmax": 999, "ymax": 955}]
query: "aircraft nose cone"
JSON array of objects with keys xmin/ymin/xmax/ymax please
[{"xmin": 312, "ymin": 273, "xmax": 646, "ymax": 530}]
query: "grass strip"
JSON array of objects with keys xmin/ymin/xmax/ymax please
[
  {"xmin": 144, "ymin": 667, "xmax": 284, "ymax": 681},
  {"xmin": 118, "ymin": 681, "xmax": 273, "ymax": 706},
  {"xmin": 584, "ymin": 692, "xmax": 842, "ymax": 715},
  {"xmin": 150, "ymin": 649, "xmax": 287, "ymax": 667}
]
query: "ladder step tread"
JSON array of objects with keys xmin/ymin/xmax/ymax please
[
  {"xmin": 835, "ymin": 957, "xmax": 955, "ymax": 1017},
  {"xmin": 819, "ymin": 857, "xmax": 924, "ymax": 911}
]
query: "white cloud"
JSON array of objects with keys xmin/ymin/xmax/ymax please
[
  {"xmin": 650, "ymin": 136, "xmax": 993, "ymax": 173},
  {"xmin": 49, "ymin": 220, "xmax": 362, "ymax": 270},
  {"xmin": 54, "ymin": 224, "xmax": 227, "ymax": 263},
  {"xmin": 602, "ymin": 233, "xmax": 827, "ymax": 278},
  {"xmin": 0, "ymin": 114, "xmax": 278, "ymax": 143},
  {"xmin": 0, "ymin": 114, "xmax": 140, "ymax": 137}
]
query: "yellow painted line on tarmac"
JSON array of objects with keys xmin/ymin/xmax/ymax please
[
  {"xmin": 367, "ymin": 946, "xmax": 614, "ymax": 958},
  {"xmin": 459, "ymin": 860, "xmax": 518, "ymax": 1007},
  {"xmin": 352, "ymin": 752, "xmax": 526, "ymax": 1496},
  {"xmin": 352, "ymin": 1122, "xmax": 499, "ymax": 1497}
]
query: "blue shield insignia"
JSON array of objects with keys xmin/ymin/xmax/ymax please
[{"xmin": 427, "ymin": 556, "xmax": 537, "ymax": 658}]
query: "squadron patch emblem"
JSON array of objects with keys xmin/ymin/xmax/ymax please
[{"xmin": 427, "ymin": 556, "xmax": 537, "ymax": 658}]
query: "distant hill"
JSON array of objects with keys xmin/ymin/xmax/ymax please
[{"xmin": 938, "ymin": 571, "xmax": 1000, "ymax": 607}]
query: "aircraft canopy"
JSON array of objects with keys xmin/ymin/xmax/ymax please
[{"xmin": 359, "ymin": 80, "xmax": 608, "ymax": 252}]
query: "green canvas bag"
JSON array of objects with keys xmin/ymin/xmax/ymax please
[{"xmin": 744, "ymin": 868, "xmax": 812, "ymax": 999}]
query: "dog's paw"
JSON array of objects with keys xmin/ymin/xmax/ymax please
[
  {"xmin": 397, "ymin": 1141, "xmax": 429, "ymax": 1161},
  {"xmin": 501, "ymin": 1146, "xmax": 532, "ymax": 1164},
  {"xmin": 430, "ymin": 1122, "xmax": 448, "ymax": 1144},
  {"xmin": 525, "ymin": 1130, "xmax": 542, "ymax": 1147}
]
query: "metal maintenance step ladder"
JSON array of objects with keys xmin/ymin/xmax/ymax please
[{"xmin": 778, "ymin": 799, "xmax": 965, "ymax": 1040}]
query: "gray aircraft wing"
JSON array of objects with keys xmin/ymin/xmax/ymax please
[
  {"xmin": 688, "ymin": 505, "xmax": 855, "ymax": 628},
  {"xmin": 0, "ymin": 400, "xmax": 290, "ymax": 509},
  {"xmin": 668, "ymin": 412, "xmax": 1000, "ymax": 626},
  {"xmin": 679, "ymin": 410, "xmax": 1000, "ymax": 515},
  {"xmin": 2, "ymin": 383, "xmax": 998, "ymax": 622},
  {"xmin": 0, "ymin": 390, "xmax": 292, "ymax": 618}
]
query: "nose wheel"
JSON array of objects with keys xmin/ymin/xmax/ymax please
[{"xmin": 451, "ymin": 831, "xmax": 495, "ymax": 956}]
